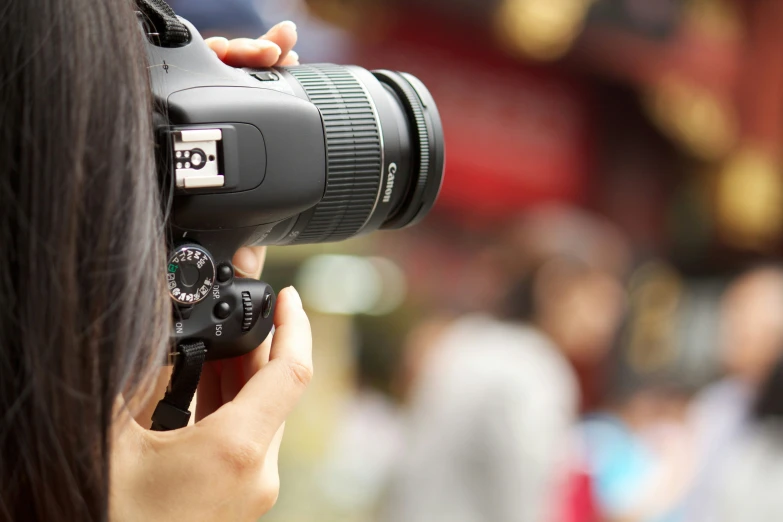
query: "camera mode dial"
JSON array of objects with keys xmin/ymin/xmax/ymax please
[{"xmin": 167, "ymin": 244, "xmax": 216, "ymax": 305}]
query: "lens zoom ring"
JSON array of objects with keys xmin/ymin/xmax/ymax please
[{"xmin": 285, "ymin": 65, "xmax": 382, "ymax": 243}]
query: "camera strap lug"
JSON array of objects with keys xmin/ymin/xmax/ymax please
[
  {"xmin": 135, "ymin": 0, "xmax": 190, "ymax": 47},
  {"xmin": 150, "ymin": 340, "xmax": 207, "ymax": 431}
]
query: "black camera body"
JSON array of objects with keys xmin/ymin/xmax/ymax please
[{"xmin": 144, "ymin": 17, "xmax": 444, "ymax": 361}]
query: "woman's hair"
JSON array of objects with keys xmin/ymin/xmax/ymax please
[
  {"xmin": 0, "ymin": 0, "xmax": 169, "ymax": 520},
  {"xmin": 755, "ymin": 355, "xmax": 783, "ymax": 420}
]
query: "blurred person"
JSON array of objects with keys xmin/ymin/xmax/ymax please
[
  {"xmin": 500, "ymin": 206, "xmax": 632, "ymax": 412},
  {"xmin": 577, "ymin": 386, "xmax": 694, "ymax": 522},
  {"xmin": 0, "ymin": 2, "xmax": 314, "ymax": 520},
  {"xmin": 316, "ymin": 312, "xmax": 414, "ymax": 516},
  {"xmin": 382, "ymin": 205, "xmax": 629, "ymax": 522},
  {"xmin": 681, "ymin": 266, "xmax": 783, "ymax": 521},
  {"xmin": 573, "ymin": 261, "xmax": 703, "ymax": 522},
  {"xmin": 702, "ymin": 356, "xmax": 783, "ymax": 522}
]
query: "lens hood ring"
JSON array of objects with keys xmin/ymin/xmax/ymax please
[{"xmin": 372, "ymin": 70, "xmax": 439, "ymax": 228}]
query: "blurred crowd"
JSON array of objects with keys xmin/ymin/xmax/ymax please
[
  {"xmin": 170, "ymin": 0, "xmax": 783, "ymax": 521},
  {"xmin": 320, "ymin": 209, "xmax": 783, "ymax": 522}
]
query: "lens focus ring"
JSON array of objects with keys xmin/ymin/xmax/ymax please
[{"xmin": 284, "ymin": 65, "xmax": 383, "ymax": 243}]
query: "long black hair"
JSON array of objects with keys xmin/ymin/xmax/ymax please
[
  {"xmin": 755, "ymin": 355, "xmax": 783, "ymax": 420},
  {"xmin": 0, "ymin": 0, "xmax": 170, "ymax": 520}
]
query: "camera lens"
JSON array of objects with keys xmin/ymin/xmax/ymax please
[{"xmin": 266, "ymin": 64, "xmax": 445, "ymax": 245}]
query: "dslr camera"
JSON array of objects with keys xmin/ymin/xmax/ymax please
[{"xmin": 140, "ymin": 4, "xmax": 445, "ymax": 363}]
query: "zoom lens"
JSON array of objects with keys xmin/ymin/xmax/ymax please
[{"xmin": 264, "ymin": 64, "xmax": 445, "ymax": 245}]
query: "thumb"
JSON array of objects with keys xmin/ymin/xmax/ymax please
[{"xmin": 202, "ymin": 286, "xmax": 311, "ymax": 446}]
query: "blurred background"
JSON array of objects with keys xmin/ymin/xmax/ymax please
[{"xmin": 171, "ymin": 0, "xmax": 783, "ymax": 520}]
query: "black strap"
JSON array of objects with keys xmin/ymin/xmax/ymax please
[
  {"xmin": 135, "ymin": 0, "xmax": 190, "ymax": 47},
  {"xmin": 151, "ymin": 340, "xmax": 207, "ymax": 431}
]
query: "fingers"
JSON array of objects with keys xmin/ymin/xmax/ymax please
[
  {"xmin": 212, "ymin": 286, "xmax": 311, "ymax": 446},
  {"xmin": 204, "ymin": 36, "xmax": 230, "ymax": 61},
  {"xmin": 232, "ymin": 246, "xmax": 267, "ymax": 280},
  {"xmin": 194, "ymin": 332, "xmax": 271, "ymax": 421},
  {"xmin": 220, "ymin": 38, "xmax": 282, "ymax": 68},
  {"xmin": 278, "ymin": 50, "xmax": 300, "ymax": 67},
  {"xmin": 260, "ymin": 21, "xmax": 298, "ymax": 66},
  {"xmin": 131, "ymin": 294, "xmax": 306, "ymax": 519},
  {"xmin": 206, "ymin": 21, "xmax": 299, "ymax": 69},
  {"xmin": 266, "ymin": 288, "xmax": 310, "ymax": 366}
]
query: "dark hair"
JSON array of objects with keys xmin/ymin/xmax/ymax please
[
  {"xmin": 501, "ymin": 255, "xmax": 590, "ymax": 323},
  {"xmin": 0, "ymin": 1, "xmax": 169, "ymax": 520},
  {"xmin": 755, "ymin": 355, "xmax": 783, "ymax": 420}
]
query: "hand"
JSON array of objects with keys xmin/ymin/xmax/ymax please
[
  {"xmin": 111, "ymin": 286, "xmax": 312, "ymax": 522},
  {"xmin": 205, "ymin": 21, "xmax": 300, "ymax": 67},
  {"xmin": 111, "ymin": 23, "xmax": 312, "ymax": 522}
]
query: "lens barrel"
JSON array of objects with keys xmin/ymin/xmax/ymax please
[{"xmin": 268, "ymin": 64, "xmax": 444, "ymax": 245}]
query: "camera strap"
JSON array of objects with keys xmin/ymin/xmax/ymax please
[
  {"xmin": 150, "ymin": 340, "xmax": 207, "ymax": 431},
  {"xmin": 135, "ymin": 0, "xmax": 190, "ymax": 47}
]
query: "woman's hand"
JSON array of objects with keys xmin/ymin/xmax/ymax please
[
  {"xmin": 205, "ymin": 21, "xmax": 300, "ymax": 67},
  {"xmin": 111, "ymin": 23, "xmax": 312, "ymax": 522},
  {"xmin": 112, "ymin": 286, "xmax": 312, "ymax": 522}
]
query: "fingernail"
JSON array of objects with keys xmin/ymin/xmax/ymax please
[
  {"xmin": 278, "ymin": 20, "xmax": 297, "ymax": 32},
  {"xmin": 287, "ymin": 50, "xmax": 300, "ymax": 62},
  {"xmin": 233, "ymin": 247, "xmax": 259, "ymax": 277},
  {"xmin": 285, "ymin": 286, "xmax": 302, "ymax": 309},
  {"xmin": 205, "ymin": 36, "xmax": 229, "ymax": 46},
  {"xmin": 205, "ymin": 36, "xmax": 229, "ymax": 57}
]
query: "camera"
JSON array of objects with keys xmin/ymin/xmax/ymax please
[{"xmin": 142, "ymin": 15, "xmax": 445, "ymax": 361}]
